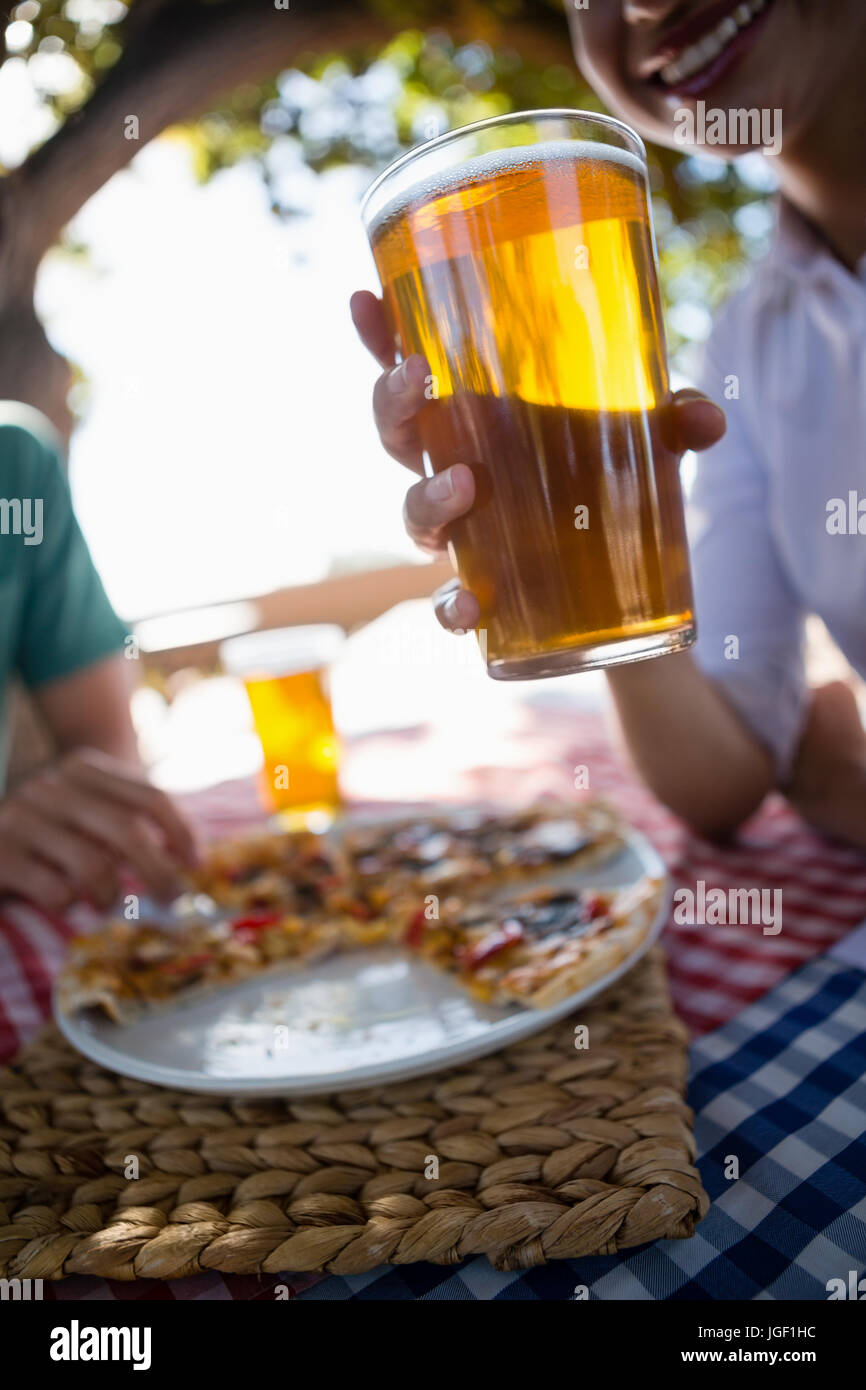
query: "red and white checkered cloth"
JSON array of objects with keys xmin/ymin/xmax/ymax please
[{"xmin": 3, "ymin": 707, "xmax": 865, "ymax": 1299}]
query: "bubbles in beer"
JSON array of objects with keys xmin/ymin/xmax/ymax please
[{"xmin": 368, "ymin": 140, "xmax": 646, "ymax": 250}]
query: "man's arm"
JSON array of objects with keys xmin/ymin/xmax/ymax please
[
  {"xmin": 5, "ymin": 414, "xmax": 140, "ymax": 765},
  {"xmin": 31, "ymin": 652, "xmax": 140, "ymax": 765},
  {"xmin": 0, "ymin": 412, "xmax": 196, "ymax": 910}
]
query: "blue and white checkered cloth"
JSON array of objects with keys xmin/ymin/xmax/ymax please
[{"xmin": 295, "ymin": 948, "xmax": 866, "ymax": 1300}]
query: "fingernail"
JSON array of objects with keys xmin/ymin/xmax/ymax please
[
  {"xmin": 387, "ymin": 362, "xmax": 409, "ymax": 394},
  {"xmin": 388, "ymin": 356, "xmax": 427, "ymax": 393},
  {"xmin": 443, "ymin": 591, "xmax": 473, "ymax": 629},
  {"xmin": 426, "ymin": 469, "xmax": 454, "ymax": 501},
  {"xmin": 403, "ymin": 355, "xmax": 427, "ymax": 388},
  {"xmin": 388, "ymin": 358, "xmax": 423, "ymax": 394}
]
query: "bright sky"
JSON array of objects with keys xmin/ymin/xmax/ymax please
[{"xmin": 35, "ymin": 138, "xmax": 420, "ymax": 621}]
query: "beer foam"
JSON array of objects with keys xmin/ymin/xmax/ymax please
[{"xmin": 368, "ymin": 138, "xmax": 645, "ymax": 239}]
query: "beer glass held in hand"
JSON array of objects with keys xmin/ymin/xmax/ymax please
[{"xmin": 361, "ymin": 110, "xmax": 695, "ymax": 679}]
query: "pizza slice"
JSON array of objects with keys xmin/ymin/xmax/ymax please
[
  {"xmin": 191, "ymin": 828, "xmax": 350, "ymax": 914},
  {"xmin": 55, "ymin": 905, "xmax": 387, "ymax": 1025},
  {"xmin": 401, "ymin": 876, "xmax": 663, "ymax": 1010},
  {"xmin": 342, "ymin": 801, "xmax": 624, "ymax": 895}
]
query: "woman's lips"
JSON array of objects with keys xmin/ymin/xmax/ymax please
[{"xmin": 652, "ymin": 0, "xmax": 774, "ymax": 101}]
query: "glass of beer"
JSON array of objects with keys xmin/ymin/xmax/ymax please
[
  {"xmin": 361, "ymin": 110, "xmax": 695, "ymax": 679},
  {"xmin": 220, "ymin": 625, "xmax": 343, "ymax": 822}
]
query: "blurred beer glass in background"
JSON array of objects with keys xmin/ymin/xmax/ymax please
[
  {"xmin": 221, "ymin": 625, "xmax": 343, "ymax": 822},
  {"xmin": 362, "ymin": 110, "xmax": 695, "ymax": 679}
]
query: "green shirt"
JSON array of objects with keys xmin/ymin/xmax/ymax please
[{"xmin": 0, "ymin": 403, "xmax": 129, "ymax": 784}]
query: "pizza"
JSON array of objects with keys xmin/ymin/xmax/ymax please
[
  {"xmin": 189, "ymin": 828, "xmax": 350, "ymax": 914},
  {"xmin": 190, "ymin": 802, "xmax": 622, "ymax": 917},
  {"xmin": 55, "ymin": 908, "xmax": 393, "ymax": 1024},
  {"xmin": 56, "ymin": 802, "xmax": 661, "ymax": 1025},
  {"xmin": 340, "ymin": 802, "xmax": 624, "ymax": 895},
  {"xmin": 407, "ymin": 878, "xmax": 663, "ymax": 1010}
]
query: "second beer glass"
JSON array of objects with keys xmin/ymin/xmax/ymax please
[{"xmin": 362, "ymin": 110, "xmax": 695, "ymax": 679}]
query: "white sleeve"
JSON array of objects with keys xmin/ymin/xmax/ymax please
[{"xmin": 688, "ymin": 336, "xmax": 808, "ymax": 783}]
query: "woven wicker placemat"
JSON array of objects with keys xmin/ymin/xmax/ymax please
[{"xmin": 0, "ymin": 947, "xmax": 708, "ymax": 1280}]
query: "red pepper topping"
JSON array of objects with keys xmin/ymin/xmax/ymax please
[
  {"xmin": 582, "ymin": 894, "xmax": 609, "ymax": 921},
  {"xmin": 404, "ymin": 907, "xmax": 429, "ymax": 948},
  {"xmin": 461, "ymin": 919, "xmax": 524, "ymax": 970},
  {"xmin": 230, "ymin": 912, "xmax": 282, "ymax": 933}
]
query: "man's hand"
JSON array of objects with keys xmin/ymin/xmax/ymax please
[
  {"xmin": 0, "ymin": 748, "xmax": 198, "ymax": 911},
  {"xmin": 350, "ymin": 288, "xmax": 727, "ymax": 631}
]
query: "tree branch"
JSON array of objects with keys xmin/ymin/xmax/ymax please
[
  {"xmin": 11, "ymin": 0, "xmax": 393, "ymax": 268},
  {"xmin": 0, "ymin": 0, "xmax": 575, "ymax": 435},
  {"xmin": 8, "ymin": 0, "xmax": 574, "ymax": 269}
]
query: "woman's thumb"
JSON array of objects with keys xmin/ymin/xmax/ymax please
[{"xmin": 661, "ymin": 389, "xmax": 727, "ymax": 453}]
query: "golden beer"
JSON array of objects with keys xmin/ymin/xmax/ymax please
[
  {"xmin": 362, "ymin": 112, "xmax": 695, "ymax": 678},
  {"xmin": 243, "ymin": 668, "xmax": 340, "ymax": 814},
  {"xmin": 221, "ymin": 626, "xmax": 343, "ymax": 820}
]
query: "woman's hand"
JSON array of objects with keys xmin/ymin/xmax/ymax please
[
  {"xmin": 350, "ymin": 288, "xmax": 727, "ymax": 632},
  {"xmin": 350, "ymin": 289, "xmax": 479, "ymax": 631},
  {"xmin": 788, "ymin": 680, "xmax": 866, "ymax": 849},
  {"xmin": 0, "ymin": 748, "xmax": 198, "ymax": 911}
]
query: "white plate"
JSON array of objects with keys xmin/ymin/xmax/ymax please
[{"xmin": 54, "ymin": 816, "xmax": 669, "ymax": 1097}]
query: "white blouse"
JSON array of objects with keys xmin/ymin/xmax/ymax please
[{"xmin": 688, "ymin": 200, "xmax": 866, "ymax": 778}]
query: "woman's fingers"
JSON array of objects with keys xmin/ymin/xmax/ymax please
[
  {"xmin": 351, "ymin": 289, "xmax": 431, "ymax": 473},
  {"xmin": 371, "ymin": 353, "xmax": 430, "ymax": 473},
  {"xmin": 662, "ymin": 389, "xmax": 727, "ymax": 454},
  {"xmin": 403, "ymin": 464, "xmax": 475, "ymax": 551},
  {"xmin": 349, "ymin": 290, "xmax": 395, "ymax": 370},
  {"xmin": 433, "ymin": 579, "xmax": 481, "ymax": 633}
]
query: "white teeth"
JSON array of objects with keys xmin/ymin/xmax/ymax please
[
  {"xmin": 659, "ymin": 1, "xmax": 767, "ymax": 86},
  {"xmin": 698, "ymin": 32, "xmax": 725, "ymax": 63}
]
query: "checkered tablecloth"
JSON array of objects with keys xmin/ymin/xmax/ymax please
[
  {"xmin": 2, "ymin": 709, "xmax": 866, "ymax": 1300},
  {"xmin": 293, "ymin": 945, "xmax": 866, "ymax": 1300}
]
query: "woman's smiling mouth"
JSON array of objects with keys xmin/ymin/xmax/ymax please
[{"xmin": 641, "ymin": 0, "xmax": 775, "ymax": 100}]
